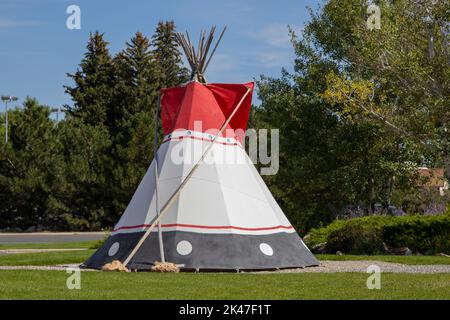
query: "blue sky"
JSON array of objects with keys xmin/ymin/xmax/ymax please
[{"xmin": 0, "ymin": 0, "xmax": 319, "ymax": 115}]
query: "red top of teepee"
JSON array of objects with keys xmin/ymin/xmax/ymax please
[{"xmin": 160, "ymin": 81, "xmax": 254, "ymax": 143}]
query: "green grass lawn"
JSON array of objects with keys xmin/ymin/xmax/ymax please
[
  {"xmin": 0, "ymin": 271, "xmax": 449, "ymax": 299},
  {"xmin": 0, "ymin": 241, "xmax": 95, "ymax": 250},
  {"xmin": 316, "ymin": 254, "xmax": 450, "ymax": 265},
  {"xmin": 0, "ymin": 242, "xmax": 450, "ymax": 299},
  {"xmin": 0, "ymin": 250, "xmax": 95, "ymax": 266},
  {"xmin": 0, "ymin": 241, "xmax": 97, "ymax": 266}
]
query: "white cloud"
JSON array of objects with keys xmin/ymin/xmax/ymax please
[
  {"xmin": 204, "ymin": 53, "xmax": 254, "ymax": 84},
  {"xmin": 252, "ymin": 23, "xmax": 302, "ymax": 48},
  {"xmin": 206, "ymin": 53, "xmax": 237, "ymax": 73},
  {"xmin": 255, "ymin": 50, "xmax": 293, "ymax": 68}
]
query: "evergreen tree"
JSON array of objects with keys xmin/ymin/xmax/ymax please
[
  {"xmin": 106, "ymin": 32, "xmax": 161, "ymax": 220},
  {"xmin": 53, "ymin": 118, "xmax": 113, "ymax": 230},
  {"xmin": 0, "ymin": 98, "xmax": 61, "ymax": 230},
  {"xmin": 113, "ymin": 31, "xmax": 159, "ymax": 129},
  {"xmin": 64, "ymin": 31, "xmax": 115, "ymax": 126},
  {"xmin": 151, "ymin": 20, "xmax": 189, "ymax": 89}
]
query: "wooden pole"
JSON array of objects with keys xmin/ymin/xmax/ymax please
[
  {"xmin": 203, "ymin": 26, "xmax": 227, "ymax": 74},
  {"xmin": 153, "ymin": 94, "xmax": 165, "ymax": 263},
  {"xmin": 175, "ymin": 26, "xmax": 227, "ymax": 84}
]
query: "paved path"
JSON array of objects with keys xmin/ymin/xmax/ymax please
[
  {"xmin": 0, "ymin": 232, "xmax": 106, "ymax": 243},
  {"xmin": 0, "ymin": 264, "xmax": 97, "ymax": 271},
  {"xmin": 0, "ymin": 249, "xmax": 88, "ymax": 255}
]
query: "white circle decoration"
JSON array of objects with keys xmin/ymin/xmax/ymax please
[
  {"xmin": 259, "ymin": 243, "xmax": 274, "ymax": 256},
  {"xmin": 176, "ymin": 240, "xmax": 193, "ymax": 256},
  {"xmin": 108, "ymin": 242, "xmax": 120, "ymax": 256}
]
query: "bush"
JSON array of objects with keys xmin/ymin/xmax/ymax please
[
  {"xmin": 326, "ymin": 218, "xmax": 387, "ymax": 254},
  {"xmin": 305, "ymin": 212, "xmax": 450, "ymax": 255},
  {"xmin": 304, "ymin": 220, "xmax": 347, "ymax": 247},
  {"xmin": 382, "ymin": 215, "xmax": 450, "ymax": 254}
]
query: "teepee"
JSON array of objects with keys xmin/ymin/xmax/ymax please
[{"xmin": 84, "ymin": 27, "xmax": 318, "ymax": 271}]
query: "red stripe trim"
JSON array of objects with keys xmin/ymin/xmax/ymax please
[
  {"xmin": 162, "ymin": 135, "xmax": 240, "ymax": 146},
  {"xmin": 113, "ymin": 223, "xmax": 294, "ymax": 233}
]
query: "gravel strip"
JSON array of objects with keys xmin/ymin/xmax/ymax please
[{"xmin": 254, "ymin": 261, "xmax": 450, "ymax": 274}]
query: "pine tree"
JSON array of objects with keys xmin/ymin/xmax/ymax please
[
  {"xmin": 105, "ymin": 32, "xmax": 161, "ymax": 220},
  {"xmin": 0, "ymin": 99, "xmax": 60, "ymax": 230},
  {"xmin": 64, "ymin": 31, "xmax": 115, "ymax": 126},
  {"xmin": 113, "ymin": 32, "xmax": 159, "ymax": 128},
  {"xmin": 62, "ymin": 32, "xmax": 117, "ymax": 228},
  {"xmin": 151, "ymin": 20, "xmax": 189, "ymax": 89},
  {"xmin": 55, "ymin": 117, "xmax": 113, "ymax": 230}
]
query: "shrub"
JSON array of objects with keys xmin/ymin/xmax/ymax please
[
  {"xmin": 304, "ymin": 219, "xmax": 347, "ymax": 247},
  {"xmin": 326, "ymin": 217, "xmax": 387, "ymax": 254},
  {"xmin": 305, "ymin": 211, "xmax": 450, "ymax": 255},
  {"xmin": 382, "ymin": 215, "xmax": 450, "ymax": 254}
]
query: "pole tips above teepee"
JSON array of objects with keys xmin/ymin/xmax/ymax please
[{"xmin": 175, "ymin": 26, "xmax": 227, "ymax": 84}]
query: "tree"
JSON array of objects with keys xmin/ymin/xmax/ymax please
[
  {"xmin": 307, "ymin": 0, "xmax": 449, "ymax": 178},
  {"xmin": 255, "ymin": 71, "xmax": 417, "ymax": 231},
  {"xmin": 57, "ymin": 24, "xmax": 190, "ymax": 230},
  {"xmin": 151, "ymin": 20, "xmax": 189, "ymax": 89},
  {"xmin": 0, "ymin": 98, "xmax": 60, "ymax": 230},
  {"xmin": 254, "ymin": 1, "xmax": 438, "ymax": 230},
  {"xmin": 112, "ymin": 32, "xmax": 159, "ymax": 128},
  {"xmin": 51, "ymin": 118, "xmax": 113, "ymax": 230},
  {"xmin": 254, "ymin": 0, "xmax": 449, "ymax": 232},
  {"xmin": 64, "ymin": 31, "xmax": 115, "ymax": 126},
  {"xmin": 104, "ymin": 32, "xmax": 160, "ymax": 221}
]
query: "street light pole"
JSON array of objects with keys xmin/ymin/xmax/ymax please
[
  {"xmin": 5, "ymin": 100, "xmax": 8, "ymax": 144},
  {"xmin": 50, "ymin": 108, "xmax": 60, "ymax": 122},
  {"xmin": 1, "ymin": 95, "xmax": 18, "ymax": 144}
]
